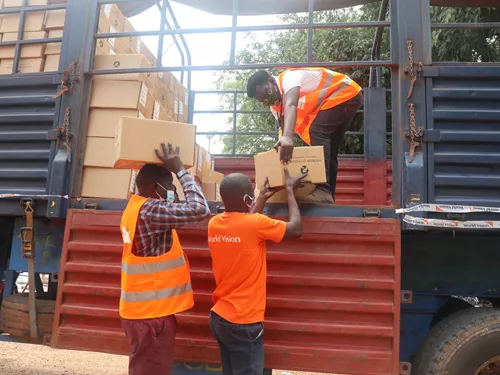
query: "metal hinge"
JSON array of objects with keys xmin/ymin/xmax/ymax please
[
  {"xmin": 363, "ymin": 209, "xmax": 381, "ymax": 218},
  {"xmin": 400, "ymin": 362, "xmax": 412, "ymax": 375},
  {"xmin": 401, "ymin": 290, "xmax": 413, "ymax": 304}
]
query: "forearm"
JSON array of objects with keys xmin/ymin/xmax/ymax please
[
  {"xmin": 250, "ymin": 196, "xmax": 267, "ymax": 214},
  {"xmin": 283, "ymin": 104, "xmax": 297, "ymax": 137},
  {"xmin": 285, "ymin": 187, "xmax": 302, "ymax": 236}
]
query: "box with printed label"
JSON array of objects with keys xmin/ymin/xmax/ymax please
[
  {"xmin": 0, "ymin": 12, "xmax": 46, "ymax": 33},
  {"xmin": 93, "ymin": 54, "xmax": 155, "ymax": 87},
  {"xmin": 3, "ymin": 0, "xmax": 48, "ymax": 7},
  {"xmin": 113, "ymin": 117, "xmax": 196, "ymax": 170},
  {"xmin": 102, "ymin": 3, "xmax": 124, "ymax": 32},
  {"xmin": 44, "ymin": 29, "xmax": 63, "ymax": 55},
  {"xmin": 111, "ymin": 37, "xmax": 134, "ymax": 55},
  {"xmin": 95, "ymin": 39, "xmax": 112, "ymax": 55},
  {"xmin": 45, "ymin": 9, "xmax": 65, "ymax": 30},
  {"xmin": 194, "ymin": 145, "xmax": 212, "ymax": 181},
  {"xmin": 254, "ymin": 146, "xmax": 326, "ymax": 188},
  {"xmin": 90, "ymin": 80, "xmax": 155, "ymax": 118},
  {"xmin": 202, "ymin": 182, "xmax": 221, "ymax": 202},
  {"xmin": 81, "ymin": 167, "xmax": 137, "ymax": 200},
  {"xmin": 139, "ymin": 42, "xmax": 156, "ymax": 66},
  {"xmin": 153, "ymin": 101, "xmax": 171, "ymax": 121},
  {"xmin": 0, "ymin": 57, "xmax": 44, "ymax": 74},
  {"xmin": 98, "ymin": 10, "xmax": 111, "ymax": 34},
  {"xmin": 0, "ymin": 31, "xmax": 46, "ymax": 59},
  {"xmin": 254, "ymin": 182, "xmax": 316, "ymax": 203},
  {"xmin": 84, "ymin": 137, "xmax": 115, "ymax": 168},
  {"xmin": 43, "ymin": 54, "xmax": 59, "ymax": 71},
  {"xmin": 88, "ymin": 108, "xmax": 145, "ymax": 138}
]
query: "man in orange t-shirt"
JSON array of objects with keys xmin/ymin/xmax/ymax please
[{"xmin": 208, "ymin": 170, "xmax": 305, "ymax": 375}]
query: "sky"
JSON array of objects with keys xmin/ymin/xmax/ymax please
[{"xmin": 129, "ymin": 3, "xmax": 287, "ymax": 153}]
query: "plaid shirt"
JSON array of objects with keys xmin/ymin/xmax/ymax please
[{"xmin": 133, "ymin": 173, "xmax": 210, "ymax": 257}]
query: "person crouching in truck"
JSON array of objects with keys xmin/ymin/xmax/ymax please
[
  {"xmin": 207, "ymin": 170, "xmax": 306, "ymax": 375},
  {"xmin": 119, "ymin": 142, "xmax": 210, "ymax": 375},
  {"xmin": 247, "ymin": 68, "xmax": 363, "ymax": 204}
]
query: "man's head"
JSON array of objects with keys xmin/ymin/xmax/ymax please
[
  {"xmin": 247, "ymin": 70, "xmax": 281, "ymax": 106},
  {"xmin": 136, "ymin": 164, "xmax": 175, "ymax": 200},
  {"xmin": 220, "ymin": 173, "xmax": 254, "ymax": 213}
]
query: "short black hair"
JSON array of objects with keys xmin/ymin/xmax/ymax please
[
  {"xmin": 136, "ymin": 164, "xmax": 173, "ymax": 189},
  {"xmin": 247, "ymin": 70, "xmax": 270, "ymax": 98},
  {"xmin": 220, "ymin": 173, "xmax": 253, "ymax": 202}
]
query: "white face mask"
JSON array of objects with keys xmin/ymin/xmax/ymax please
[{"xmin": 156, "ymin": 183, "xmax": 175, "ymax": 203}]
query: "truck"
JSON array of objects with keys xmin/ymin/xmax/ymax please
[{"xmin": 0, "ymin": 0, "xmax": 499, "ymax": 374}]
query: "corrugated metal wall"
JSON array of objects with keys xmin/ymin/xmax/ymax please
[
  {"xmin": 0, "ymin": 76, "xmax": 58, "ymax": 197},
  {"xmin": 53, "ymin": 209, "xmax": 401, "ymax": 375},
  {"xmin": 427, "ymin": 68, "xmax": 500, "ymax": 207},
  {"xmin": 215, "ymin": 157, "xmax": 393, "ymax": 206}
]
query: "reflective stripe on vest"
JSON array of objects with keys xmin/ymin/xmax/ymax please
[
  {"xmin": 271, "ymin": 68, "xmax": 361, "ymax": 145},
  {"xmin": 119, "ymin": 194, "xmax": 194, "ymax": 320}
]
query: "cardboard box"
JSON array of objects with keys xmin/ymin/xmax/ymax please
[
  {"xmin": 3, "ymin": 0, "xmax": 48, "ymax": 6},
  {"xmin": 254, "ymin": 146, "xmax": 326, "ymax": 188},
  {"xmin": 204, "ymin": 170, "xmax": 224, "ymax": 184},
  {"xmin": 43, "ymin": 53, "xmax": 59, "ymax": 71},
  {"xmin": 254, "ymin": 182, "xmax": 316, "ymax": 203},
  {"xmin": 194, "ymin": 145, "xmax": 212, "ymax": 181},
  {"xmin": 0, "ymin": 31, "xmax": 46, "ymax": 59},
  {"xmin": 113, "ymin": 117, "xmax": 196, "ymax": 170},
  {"xmin": 90, "ymin": 80, "xmax": 155, "ymax": 118},
  {"xmin": 202, "ymin": 182, "xmax": 221, "ymax": 202},
  {"xmin": 102, "ymin": 3, "xmax": 124, "ymax": 32},
  {"xmin": 98, "ymin": 10, "xmax": 111, "ymax": 34},
  {"xmin": 44, "ymin": 29, "xmax": 63, "ymax": 55},
  {"xmin": 139, "ymin": 42, "xmax": 156, "ymax": 66},
  {"xmin": 84, "ymin": 137, "xmax": 115, "ymax": 168},
  {"xmin": 153, "ymin": 101, "xmax": 170, "ymax": 121},
  {"xmin": 93, "ymin": 54, "xmax": 155, "ymax": 87},
  {"xmin": 81, "ymin": 167, "xmax": 137, "ymax": 200},
  {"xmin": 0, "ymin": 12, "xmax": 46, "ymax": 33},
  {"xmin": 95, "ymin": 38, "xmax": 112, "ymax": 55},
  {"xmin": 88, "ymin": 108, "xmax": 144, "ymax": 138},
  {"xmin": 45, "ymin": 9, "xmax": 65, "ymax": 30},
  {"xmin": 0, "ymin": 57, "xmax": 44, "ymax": 74},
  {"xmin": 112, "ymin": 37, "xmax": 134, "ymax": 54}
]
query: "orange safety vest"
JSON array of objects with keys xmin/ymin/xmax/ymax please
[
  {"xmin": 119, "ymin": 194, "xmax": 194, "ymax": 320},
  {"xmin": 271, "ymin": 68, "xmax": 361, "ymax": 145}
]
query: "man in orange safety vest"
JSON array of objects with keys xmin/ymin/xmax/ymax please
[
  {"xmin": 247, "ymin": 68, "xmax": 363, "ymax": 204},
  {"xmin": 119, "ymin": 142, "xmax": 210, "ymax": 375}
]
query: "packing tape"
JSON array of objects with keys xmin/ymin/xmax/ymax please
[
  {"xmin": 396, "ymin": 204, "xmax": 500, "ymax": 215},
  {"xmin": 403, "ymin": 215, "xmax": 500, "ymax": 229}
]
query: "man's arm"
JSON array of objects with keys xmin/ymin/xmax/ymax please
[
  {"xmin": 283, "ymin": 168, "xmax": 302, "ymax": 239},
  {"xmin": 274, "ymin": 87, "xmax": 300, "ymax": 164}
]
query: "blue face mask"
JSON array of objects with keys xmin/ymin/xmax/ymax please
[{"xmin": 156, "ymin": 183, "xmax": 175, "ymax": 203}]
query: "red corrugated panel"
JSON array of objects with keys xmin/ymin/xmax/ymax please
[
  {"xmin": 53, "ymin": 210, "xmax": 401, "ymax": 375},
  {"xmin": 214, "ymin": 157, "xmax": 393, "ymax": 205}
]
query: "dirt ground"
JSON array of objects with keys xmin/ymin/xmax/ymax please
[{"xmin": 0, "ymin": 340, "xmax": 332, "ymax": 375}]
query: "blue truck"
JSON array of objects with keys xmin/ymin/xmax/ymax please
[{"xmin": 0, "ymin": 0, "xmax": 499, "ymax": 374}]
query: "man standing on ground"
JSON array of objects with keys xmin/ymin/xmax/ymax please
[
  {"xmin": 119, "ymin": 143, "xmax": 210, "ymax": 375},
  {"xmin": 247, "ymin": 68, "xmax": 363, "ymax": 204},
  {"xmin": 208, "ymin": 170, "xmax": 305, "ymax": 375}
]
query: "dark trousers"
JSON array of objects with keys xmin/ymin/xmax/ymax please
[
  {"xmin": 121, "ymin": 315, "xmax": 177, "ymax": 375},
  {"xmin": 309, "ymin": 92, "xmax": 363, "ymax": 199},
  {"xmin": 209, "ymin": 312, "xmax": 265, "ymax": 375}
]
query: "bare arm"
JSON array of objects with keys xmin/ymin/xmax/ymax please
[
  {"xmin": 283, "ymin": 171, "xmax": 303, "ymax": 239},
  {"xmin": 282, "ymin": 86, "xmax": 300, "ymax": 139}
]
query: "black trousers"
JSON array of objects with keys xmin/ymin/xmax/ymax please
[{"xmin": 309, "ymin": 92, "xmax": 363, "ymax": 199}]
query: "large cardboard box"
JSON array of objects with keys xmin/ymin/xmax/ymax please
[
  {"xmin": 95, "ymin": 38, "xmax": 112, "ymax": 55},
  {"xmin": 3, "ymin": 0, "xmax": 48, "ymax": 6},
  {"xmin": 112, "ymin": 37, "xmax": 134, "ymax": 55},
  {"xmin": 202, "ymin": 182, "xmax": 221, "ymax": 202},
  {"xmin": 43, "ymin": 53, "xmax": 59, "ymax": 71},
  {"xmin": 254, "ymin": 146, "xmax": 326, "ymax": 188},
  {"xmin": 81, "ymin": 167, "xmax": 137, "ymax": 200},
  {"xmin": 93, "ymin": 54, "xmax": 155, "ymax": 87},
  {"xmin": 254, "ymin": 182, "xmax": 316, "ymax": 203},
  {"xmin": 84, "ymin": 137, "xmax": 115, "ymax": 168},
  {"xmin": 103, "ymin": 3, "xmax": 125, "ymax": 32},
  {"xmin": 153, "ymin": 101, "xmax": 170, "ymax": 121},
  {"xmin": 88, "ymin": 108, "xmax": 144, "ymax": 138},
  {"xmin": 44, "ymin": 29, "xmax": 63, "ymax": 55},
  {"xmin": 194, "ymin": 145, "xmax": 212, "ymax": 181},
  {"xmin": 139, "ymin": 42, "xmax": 156, "ymax": 66},
  {"xmin": 0, "ymin": 31, "xmax": 46, "ymax": 59},
  {"xmin": 98, "ymin": 10, "xmax": 111, "ymax": 34},
  {"xmin": 0, "ymin": 57, "xmax": 44, "ymax": 74},
  {"xmin": 113, "ymin": 117, "xmax": 196, "ymax": 170},
  {"xmin": 0, "ymin": 12, "xmax": 46, "ymax": 33},
  {"xmin": 90, "ymin": 80, "xmax": 155, "ymax": 118},
  {"xmin": 45, "ymin": 9, "xmax": 65, "ymax": 30}
]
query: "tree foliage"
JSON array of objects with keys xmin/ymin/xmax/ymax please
[{"xmin": 214, "ymin": 2, "xmax": 499, "ymax": 155}]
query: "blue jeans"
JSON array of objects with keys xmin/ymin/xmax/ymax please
[{"xmin": 209, "ymin": 311, "xmax": 265, "ymax": 375}]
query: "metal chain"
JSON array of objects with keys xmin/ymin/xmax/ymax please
[{"xmin": 407, "ymin": 40, "xmax": 414, "ymax": 77}]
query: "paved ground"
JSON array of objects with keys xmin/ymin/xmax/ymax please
[{"xmin": 0, "ymin": 340, "xmax": 331, "ymax": 375}]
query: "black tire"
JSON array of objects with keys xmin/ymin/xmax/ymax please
[{"xmin": 412, "ymin": 308, "xmax": 500, "ymax": 375}]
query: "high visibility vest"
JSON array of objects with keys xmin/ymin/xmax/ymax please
[
  {"xmin": 271, "ymin": 68, "xmax": 361, "ymax": 145},
  {"xmin": 119, "ymin": 194, "xmax": 194, "ymax": 320}
]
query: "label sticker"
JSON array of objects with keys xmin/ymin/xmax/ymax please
[
  {"xmin": 179, "ymin": 103, "xmax": 184, "ymax": 116},
  {"xmin": 139, "ymin": 85, "xmax": 148, "ymax": 107},
  {"xmin": 109, "ymin": 49, "xmax": 116, "ymax": 55},
  {"xmin": 174, "ymin": 100, "xmax": 179, "ymax": 115},
  {"xmin": 153, "ymin": 102, "xmax": 161, "ymax": 120},
  {"xmin": 104, "ymin": 4, "xmax": 112, "ymax": 17}
]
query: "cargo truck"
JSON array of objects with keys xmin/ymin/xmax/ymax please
[{"xmin": 0, "ymin": 0, "xmax": 500, "ymax": 374}]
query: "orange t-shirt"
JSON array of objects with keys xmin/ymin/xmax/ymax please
[{"xmin": 208, "ymin": 212, "xmax": 287, "ymax": 324}]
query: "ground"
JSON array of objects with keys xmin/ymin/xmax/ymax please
[{"xmin": 0, "ymin": 341, "xmax": 331, "ymax": 375}]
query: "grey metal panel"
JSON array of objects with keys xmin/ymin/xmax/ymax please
[
  {"xmin": 427, "ymin": 72, "xmax": 500, "ymax": 208},
  {"xmin": 0, "ymin": 76, "xmax": 59, "ymax": 202}
]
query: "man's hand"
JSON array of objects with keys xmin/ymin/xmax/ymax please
[
  {"xmin": 274, "ymin": 135, "xmax": 294, "ymax": 164},
  {"xmin": 259, "ymin": 177, "xmax": 284, "ymax": 200},
  {"xmin": 155, "ymin": 142, "xmax": 183, "ymax": 173},
  {"xmin": 285, "ymin": 167, "xmax": 308, "ymax": 191}
]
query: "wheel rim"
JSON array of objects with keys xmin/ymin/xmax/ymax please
[{"xmin": 475, "ymin": 355, "xmax": 500, "ymax": 375}]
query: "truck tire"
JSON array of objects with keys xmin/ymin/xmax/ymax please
[{"xmin": 412, "ymin": 308, "xmax": 500, "ymax": 375}]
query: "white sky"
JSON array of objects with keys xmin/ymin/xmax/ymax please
[{"xmin": 130, "ymin": 3, "xmax": 290, "ymax": 154}]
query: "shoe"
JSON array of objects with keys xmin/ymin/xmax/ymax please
[{"xmin": 297, "ymin": 188, "xmax": 335, "ymax": 204}]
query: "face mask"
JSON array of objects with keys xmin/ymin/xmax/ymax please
[
  {"xmin": 263, "ymin": 91, "xmax": 279, "ymax": 107},
  {"xmin": 243, "ymin": 194, "xmax": 255, "ymax": 211},
  {"xmin": 156, "ymin": 183, "xmax": 175, "ymax": 203}
]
